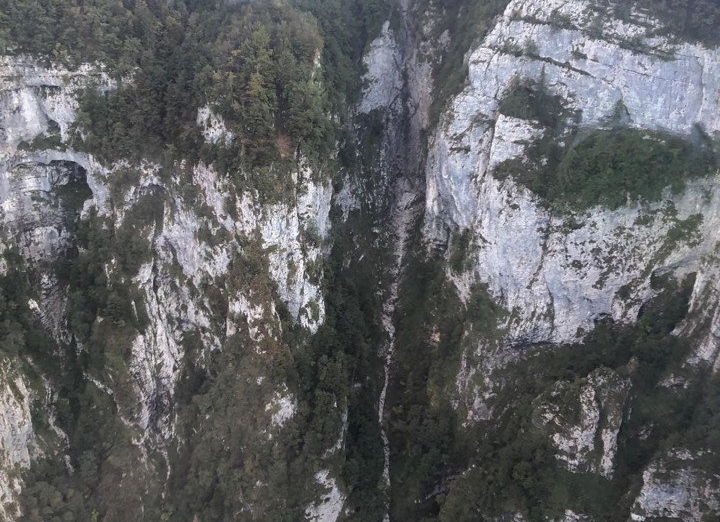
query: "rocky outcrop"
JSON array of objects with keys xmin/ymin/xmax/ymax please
[
  {"xmin": 0, "ymin": 56, "xmax": 113, "ymax": 152},
  {"xmin": 358, "ymin": 22, "xmax": 403, "ymax": 115},
  {"xmin": 196, "ymin": 105, "xmax": 235, "ymax": 146},
  {"xmin": 532, "ymin": 367, "xmax": 630, "ymax": 477},
  {"xmin": 631, "ymin": 450, "xmax": 720, "ymax": 521},
  {"xmin": 305, "ymin": 470, "xmax": 345, "ymax": 522},
  {"xmin": 0, "ymin": 59, "xmax": 114, "ymax": 518},
  {"xmin": 126, "ymin": 160, "xmax": 331, "ymax": 439},
  {"xmin": 259, "ymin": 163, "xmax": 332, "ymax": 333}
]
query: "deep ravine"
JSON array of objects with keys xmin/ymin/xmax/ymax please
[
  {"xmin": 2, "ymin": 1, "xmax": 720, "ymax": 521},
  {"xmin": 354, "ymin": 4, "xmax": 434, "ymax": 519}
]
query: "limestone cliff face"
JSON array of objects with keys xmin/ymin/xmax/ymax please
[
  {"xmin": 2, "ymin": 0, "xmax": 720, "ymax": 519},
  {"xmin": 426, "ymin": 0, "xmax": 720, "ymax": 349},
  {"xmin": 631, "ymin": 449, "xmax": 720, "ymax": 521},
  {"xmin": 0, "ymin": 58, "xmax": 111, "ymax": 516},
  {"xmin": 0, "ymin": 55, "xmax": 332, "ymax": 517},
  {"xmin": 421, "ymin": 0, "xmax": 720, "ymax": 518},
  {"xmin": 425, "ymin": 0, "xmax": 720, "ymax": 394}
]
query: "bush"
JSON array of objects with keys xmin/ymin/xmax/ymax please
[{"xmin": 497, "ymin": 123, "xmax": 717, "ymax": 212}]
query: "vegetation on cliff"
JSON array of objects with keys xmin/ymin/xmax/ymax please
[
  {"xmin": 495, "ymin": 79, "xmax": 718, "ymax": 211},
  {"xmin": 2, "ymin": 0, "xmax": 720, "ymax": 521},
  {"xmin": 1, "ymin": 0, "xmax": 388, "ymax": 173}
]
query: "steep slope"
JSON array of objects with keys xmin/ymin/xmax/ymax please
[
  {"xmin": 0, "ymin": 54, "xmax": 334, "ymax": 522},
  {"xmin": 395, "ymin": 0, "xmax": 720, "ymax": 519},
  {"xmin": 1, "ymin": 0, "xmax": 720, "ymax": 521}
]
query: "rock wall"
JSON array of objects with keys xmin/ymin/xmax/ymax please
[
  {"xmin": 422, "ymin": 0, "xmax": 720, "ymax": 517},
  {"xmin": 532, "ymin": 367, "xmax": 630, "ymax": 478},
  {"xmin": 0, "ymin": 54, "xmax": 332, "ymax": 517},
  {"xmin": 631, "ymin": 450, "xmax": 720, "ymax": 521},
  {"xmin": 0, "ymin": 363, "xmax": 35, "ymax": 520},
  {"xmin": 425, "ymin": 0, "xmax": 720, "ymax": 358}
]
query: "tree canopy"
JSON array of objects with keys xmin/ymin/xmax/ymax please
[{"xmin": 0, "ymin": 0, "xmax": 388, "ymax": 174}]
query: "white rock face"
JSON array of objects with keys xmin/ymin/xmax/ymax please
[
  {"xmin": 425, "ymin": 0, "xmax": 720, "ymax": 354},
  {"xmin": 533, "ymin": 367, "xmax": 630, "ymax": 477},
  {"xmin": 677, "ymin": 259, "xmax": 720, "ymax": 371},
  {"xmin": 0, "ymin": 364, "xmax": 36, "ymax": 521},
  {"xmin": 0, "ymin": 56, "xmax": 112, "ymax": 152},
  {"xmin": 422, "ymin": 2, "xmax": 720, "ymax": 515},
  {"xmin": 305, "ymin": 470, "xmax": 345, "ymax": 522},
  {"xmin": 359, "ymin": 21, "xmax": 403, "ymax": 114},
  {"xmin": 487, "ymin": 115, "xmax": 544, "ymax": 172},
  {"xmin": 553, "ymin": 511, "xmax": 590, "ymax": 522},
  {"xmin": 631, "ymin": 450, "xmax": 720, "ymax": 521},
  {"xmin": 0, "ymin": 55, "xmax": 113, "ymax": 265},
  {"xmin": 196, "ymin": 105, "xmax": 235, "ymax": 145},
  {"xmin": 259, "ymin": 164, "xmax": 332, "ymax": 333}
]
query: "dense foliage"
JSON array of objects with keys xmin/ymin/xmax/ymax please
[
  {"xmin": 0, "ymin": 0, "xmax": 390, "ymax": 177},
  {"xmin": 495, "ymin": 79, "xmax": 717, "ymax": 211},
  {"xmin": 0, "ymin": 252, "xmax": 52, "ymax": 360},
  {"xmin": 553, "ymin": 127, "xmax": 716, "ymax": 209},
  {"xmin": 72, "ymin": 1, "xmax": 332, "ymax": 171}
]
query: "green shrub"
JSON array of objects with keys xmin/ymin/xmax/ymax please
[
  {"xmin": 498, "ymin": 77, "xmax": 572, "ymax": 129},
  {"xmin": 553, "ymin": 128, "xmax": 716, "ymax": 210},
  {"xmin": 497, "ymin": 124, "xmax": 717, "ymax": 212}
]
